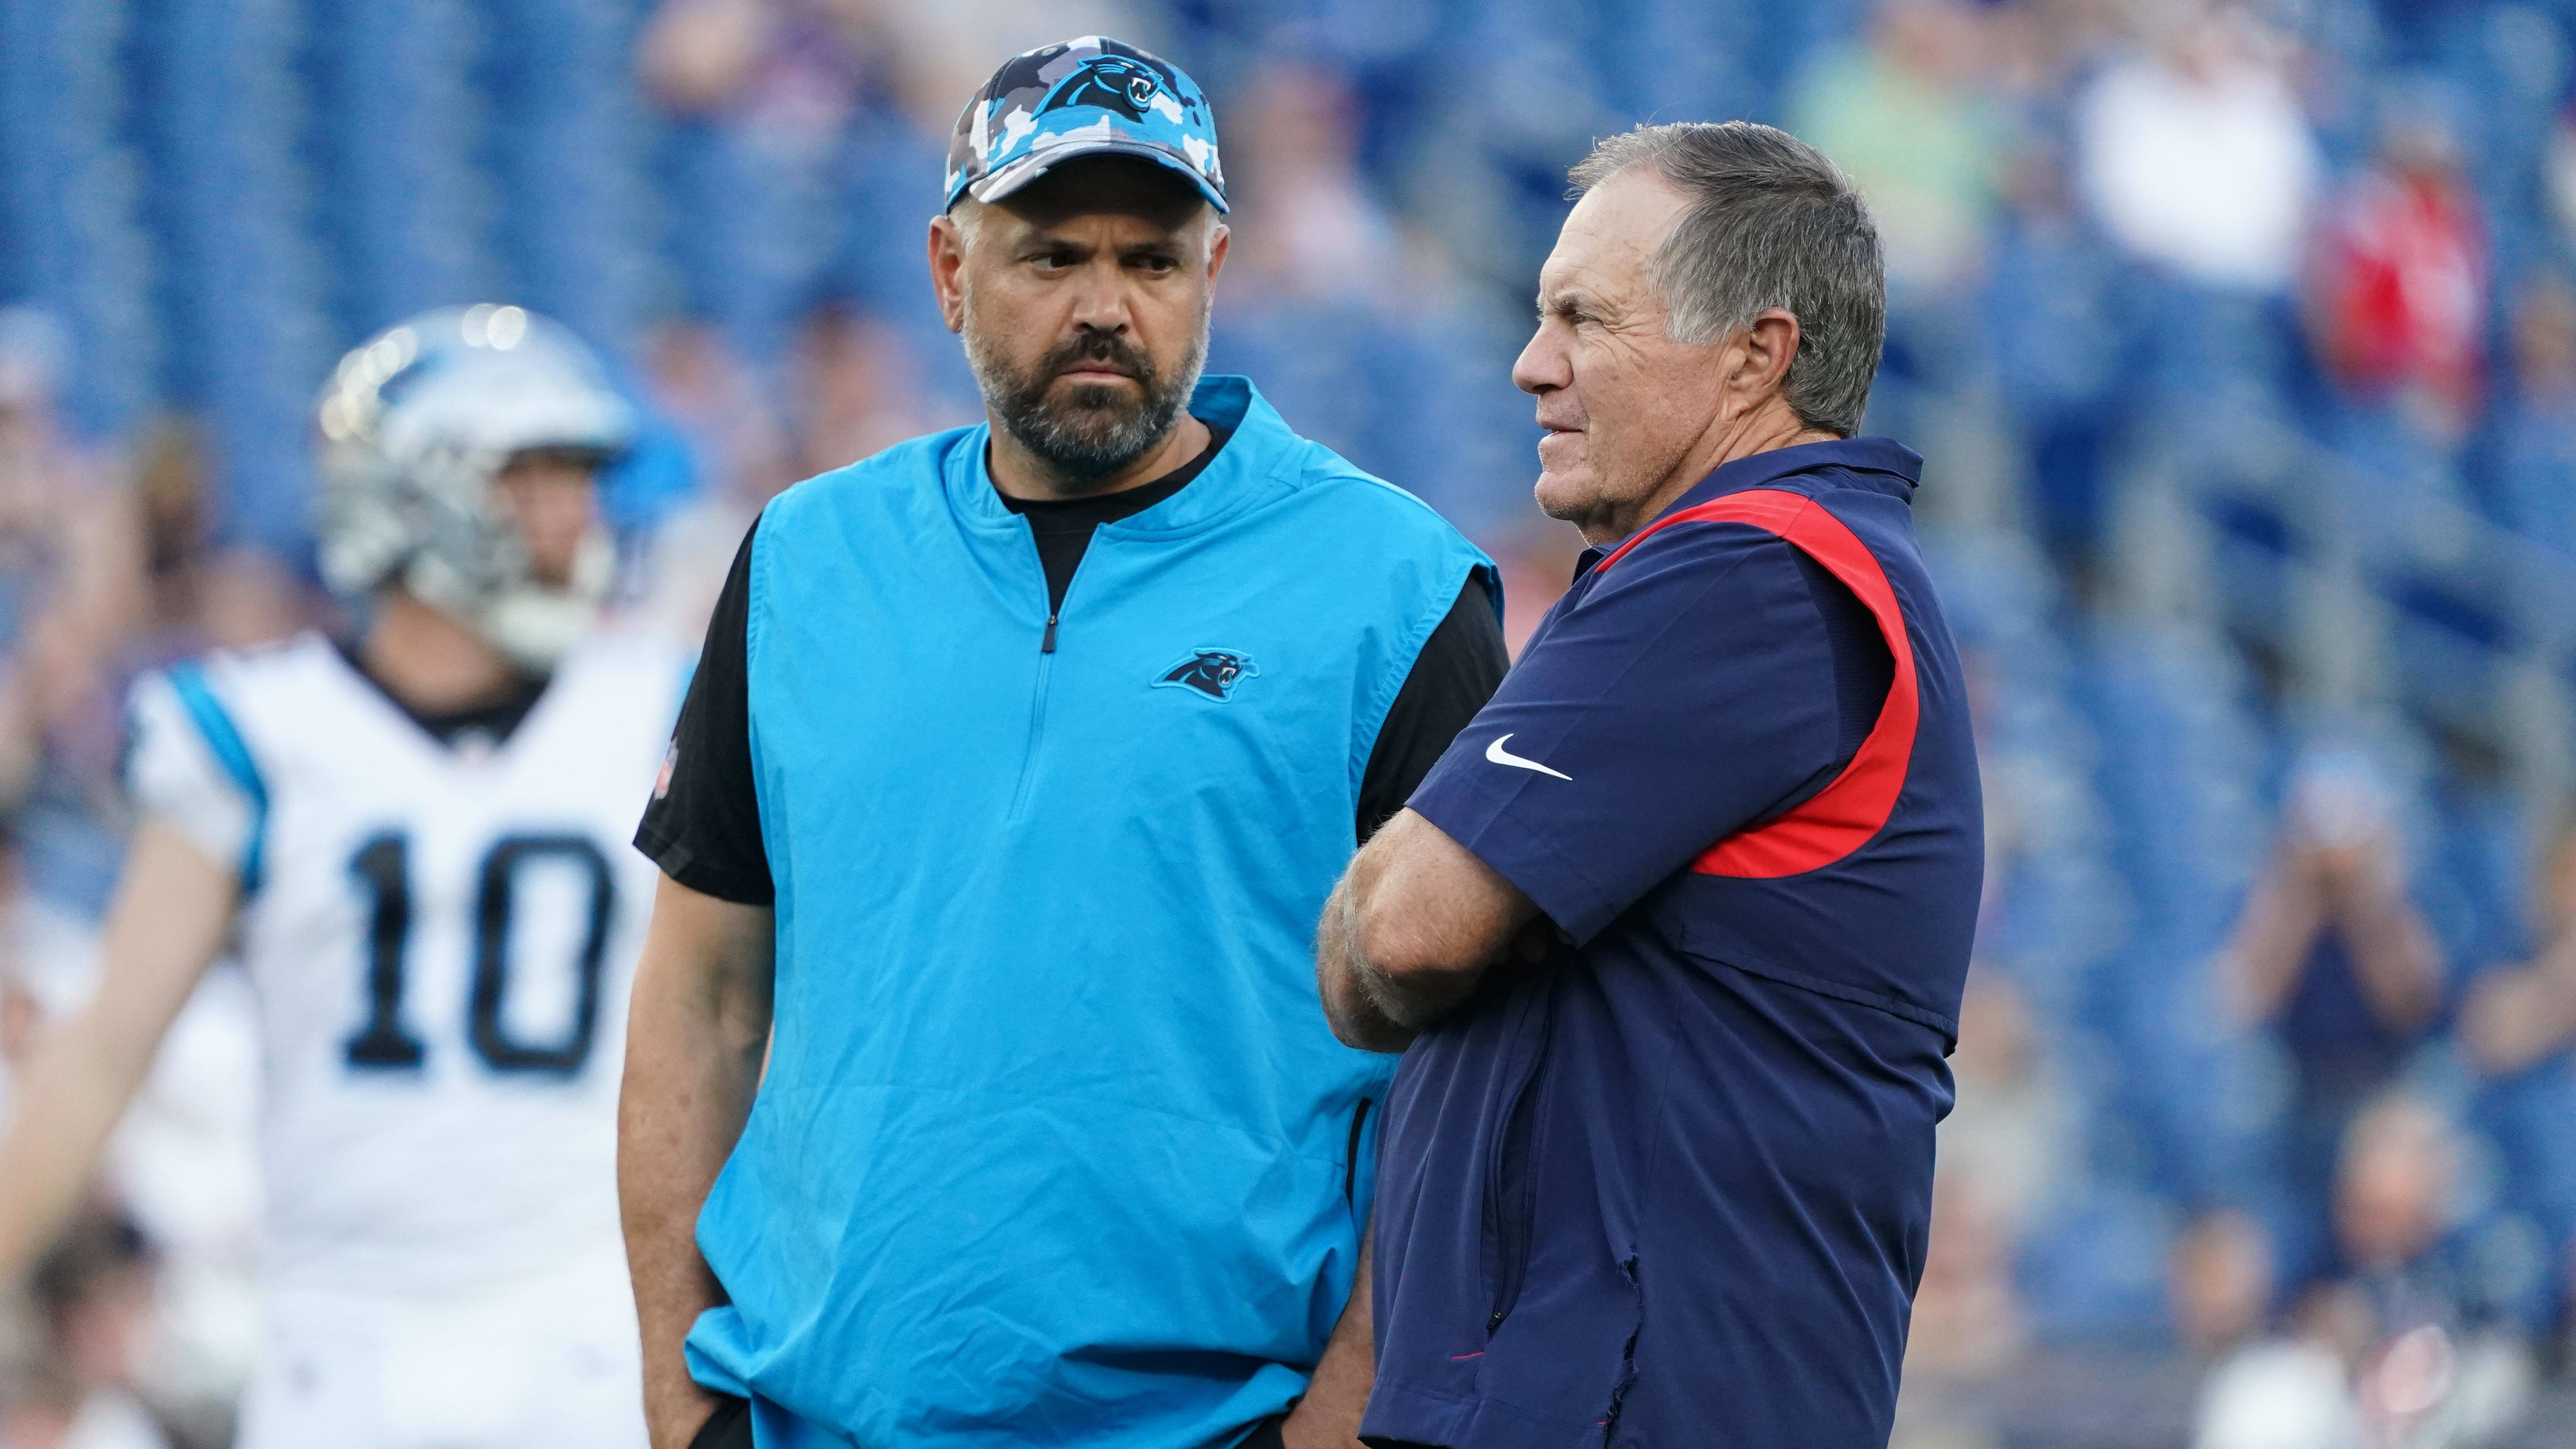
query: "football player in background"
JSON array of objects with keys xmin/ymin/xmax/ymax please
[{"xmin": 0, "ymin": 304, "xmax": 685, "ymax": 1447}]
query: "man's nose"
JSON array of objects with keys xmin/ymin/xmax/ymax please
[
  {"xmin": 1067, "ymin": 262, "xmax": 1134, "ymax": 335},
  {"xmin": 1512, "ymin": 325, "xmax": 1567, "ymax": 397}
]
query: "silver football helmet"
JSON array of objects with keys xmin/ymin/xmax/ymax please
[{"xmin": 317, "ymin": 304, "xmax": 635, "ymax": 671}]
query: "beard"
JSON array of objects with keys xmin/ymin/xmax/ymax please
[{"xmin": 965, "ymin": 313, "xmax": 1207, "ymax": 490}]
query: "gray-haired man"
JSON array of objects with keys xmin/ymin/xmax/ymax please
[{"xmin": 1317, "ymin": 122, "xmax": 1984, "ymax": 1446}]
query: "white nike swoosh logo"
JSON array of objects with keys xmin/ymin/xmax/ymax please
[{"xmin": 1485, "ymin": 733, "xmax": 1572, "ymax": 781}]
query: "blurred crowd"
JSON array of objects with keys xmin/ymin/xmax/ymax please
[{"xmin": 7, "ymin": 0, "xmax": 2576, "ymax": 1445}]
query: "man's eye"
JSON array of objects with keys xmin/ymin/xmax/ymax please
[
  {"xmin": 1032, "ymin": 251, "xmax": 1078, "ymax": 270},
  {"xmin": 1131, "ymin": 254, "xmax": 1179, "ymax": 273}
]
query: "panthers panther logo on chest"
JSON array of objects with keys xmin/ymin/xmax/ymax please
[{"xmin": 1154, "ymin": 648, "xmax": 1259, "ymax": 701}]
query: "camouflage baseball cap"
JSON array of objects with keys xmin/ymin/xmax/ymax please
[{"xmin": 945, "ymin": 37, "xmax": 1227, "ymax": 215}]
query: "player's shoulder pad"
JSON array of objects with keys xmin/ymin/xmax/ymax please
[{"xmin": 123, "ymin": 647, "xmax": 286, "ymax": 885}]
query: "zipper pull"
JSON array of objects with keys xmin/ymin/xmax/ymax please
[{"xmin": 1041, "ymin": 614, "xmax": 1058, "ymax": 653}]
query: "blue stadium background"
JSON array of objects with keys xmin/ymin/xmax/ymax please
[{"xmin": 9, "ymin": 0, "xmax": 2576, "ymax": 1443}]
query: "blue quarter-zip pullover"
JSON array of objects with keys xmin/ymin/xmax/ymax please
[{"xmin": 682, "ymin": 377, "xmax": 1495, "ymax": 1448}]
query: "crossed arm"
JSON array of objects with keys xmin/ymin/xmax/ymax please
[{"xmin": 1317, "ymin": 808, "xmax": 1544, "ymax": 1053}]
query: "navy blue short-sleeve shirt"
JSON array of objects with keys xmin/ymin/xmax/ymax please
[{"xmin": 1363, "ymin": 439, "xmax": 1985, "ymax": 1449}]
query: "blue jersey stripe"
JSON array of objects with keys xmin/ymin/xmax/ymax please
[{"xmin": 164, "ymin": 663, "xmax": 270, "ymax": 893}]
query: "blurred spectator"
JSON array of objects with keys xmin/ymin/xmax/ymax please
[
  {"xmin": 2305, "ymin": 98, "xmax": 2489, "ymax": 439},
  {"xmin": 2178, "ymin": 1208, "xmax": 2365, "ymax": 1449},
  {"xmin": 2489, "ymin": 270, "xmax": 2576, "ymax": 556},
  {"xmin": 2189, "ymin": 1327, "xmax": 2359, "ymax": 1449},
  {"xmin": 1940, "ymin": 969, "xmax": 2080, "ymax": 1258},
  {"xmin": 863, "ymin": 0, "xmax": 1142, "ymax": 134},
  {"xmin": 0, "ymin": 401, "xmax": 277, "ymax": 1444},
  {"xmin": 635, "ymin": 303, "xmax": 952, "ymax": 643},
  {"xmin": 1888, "ymin": 970, "xmax": 2100, "ymax": 1449},
  {"xmin": 1209, "ymin": 59, "xmax": 1528, "ymax": 535},
  {"xmin": 2458, "ymin": 813, "xmax": 2576, "ymax": 1339},
  {"xmin": 12, "ymin": 1211, "xmax": 170, "ymax": 1449},
  {"xmin": 1785, "ymin": 0, "xmax": 2008, "ymax": 298},
  {"xmin": 2462, "ymin": 815, "xmax": 2576, "ymax": 1080},
  {"xmin": 638, "ymin": 0, "xmax": 1143, "ymax": 381},
  {"xmin": 0, "ymin": 321, "xmax": 145, "ymax": 1014},
  {"xmin": 639, "ymin": 0, "xmax": 822, "ymax": 118},
  {"xmin": 640, "ymin": 0, "xmax": 900, "ymax": 380},
  {"xmin": 2221, "ymin": 751, "xmax": 2445, "ymax": 1287},
  {"xmin": 2329, "ymin": 1095, "xmax": 2457, "ymax": 1290},
  {"xmin": 1984, "ymin": 141, "xmax": 2132, "ymax": 575},
  {"xmin": 1, "ymin": 420, "xmax": 303, "ymax": 1017},
  {"xmin": 2189, "ymin": 1095, "xmax": 2540, "ymax": 1449},
  {"xmin": 1225, "ymin": 63, "xmax": 1407, "ymax": 305},
  {"xmin": 8, "ymin": 0, "xmax": 2576, "ymax": 1436},
  {"xmin": 788, "ymin": 304, "xmax": 942, "ymax": 480},
  {"xmin": 640, "ymin": 321, "xmax": 796, "ymax": 510},
  {"xmin": 2306, "ymin": 1096, "xmax": 2535, "ymax": 1446},
  {"xmin": 2173, "ymin": 1210, "xmax": 2278, "ymax": 1363},
  {"xmin": 2074, "ymin": 8, "xmax": 2320, "ymax": 292}
]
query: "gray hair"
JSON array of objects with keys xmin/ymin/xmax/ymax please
[{"xmin": 1568, "ymin": 122, "xmax": 1885, "ymax": 438}]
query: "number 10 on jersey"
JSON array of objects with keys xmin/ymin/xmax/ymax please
[{"xmin": 343, "ymin": 831, "xmax": 617, "ymax": 1076}]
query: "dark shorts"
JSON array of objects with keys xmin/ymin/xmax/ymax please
[{"xmin": 690, "ymin": 1396, "xmax": 1290, "ymax": 1448}]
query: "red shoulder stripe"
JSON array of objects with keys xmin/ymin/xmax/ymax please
[{"xmin": 1592, "ymin": 488, "xmax": 1919, "ymax": 878}]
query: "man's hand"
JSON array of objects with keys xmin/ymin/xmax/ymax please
[
  {"xmin": 2223, "ymin": 823, "xmax": 2442, "ymax": 1035},
  {"xmin": 1317, "ymin": 809, "xmax": 1539, "ymax": 1051},
  {"xmin": 619, "ymin": 874, "xmax": 775, "ymax": 1449}
]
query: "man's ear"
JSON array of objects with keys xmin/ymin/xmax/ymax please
[
  {"xmin": 928, "ymin": 212, "xmax": 969, "ymax": 335},
  {"xmin": 1203, "ymin": 222, "xmax": 1231, "ymax": 286},
  {"xmin": 1731, "ymin": 306, "xmax": 1802, "ymax": 404}
]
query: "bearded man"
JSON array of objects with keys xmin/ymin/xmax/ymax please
[{"xmin": 616, "ymin": 37, "xmax": 1506, "ymax": 1449}]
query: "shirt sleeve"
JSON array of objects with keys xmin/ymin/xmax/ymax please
[
  {"xmin": 634, "ymin": 519, "xmax": 773, "ymax": 905},
  {"xmin": 1356, "ymin": 570, "xmax": 1509, "ymax": 843},
  {"xmin": 123, "ymin": 670, "xmax": 255, "ymax": 877},
  {"xmin": 1405, "ymin": 521, "xmax": 1882, "ymax": 945}
]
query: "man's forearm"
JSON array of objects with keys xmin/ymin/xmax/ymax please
[
  {"xmin": 2331, "ymin": 871, "xmax": 2443, "ymax": 1032},
  {"xmin": 2223, "ymin": 864, "xmax": 2327, "ymax": 1024},
  {"xmin": 1318, "ymin": 879, "xmax": 1425, "ymax": 1053},
  {"xmin": 1281, "ymin": 1236, "xmax": 1375, "ymax": 1449},
  {"xmin": 0, "ymin": 1014, "xmax": 162, "ymax": 1282},
  {"xmin": 2, "ymin": 820, "xmax": 232, "ymax": 1284},
  {"xmin": 619, "ymin": 882, "xmax": 774, "ymax": 1449},
  {"xmin": 1318, "ymin": 811, "xmax": 1536, "ymax": 1051},
  {"xmin": 619, "ymin": 992, "xmax": 763, "ymax": 1446}
]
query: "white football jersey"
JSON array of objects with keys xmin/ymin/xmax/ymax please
[{"xmin": 124, "ymin": 629, "xmax": 686, "ymax": 1297}]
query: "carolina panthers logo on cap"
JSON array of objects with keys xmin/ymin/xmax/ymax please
[
  {"xmin": 1154, "ymin": 648, "xmax": 1258, "ymax": 701},
  {"xmin": 1042, "ymin": 54, "xmax": 1163, "ymax": 122},
  {"xmin": 946, "ymin": 36, "xmax": 1227, "ymax": 213}
]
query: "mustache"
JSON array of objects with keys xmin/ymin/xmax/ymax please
[{"xmin": 1039, "ymin": 330, "xmax": 1157, "ymax": 384}]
